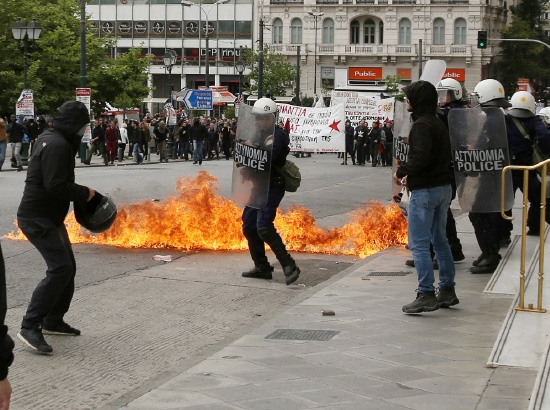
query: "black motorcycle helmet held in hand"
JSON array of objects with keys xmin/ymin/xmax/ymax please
[{"xmin": 74, "ymin": 192, "xmax": 117, "ymax": 233}]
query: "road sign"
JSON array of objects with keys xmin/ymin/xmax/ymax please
[{"xmin": 183, "ymin": 89, "xmax": 213, "ymax": 110}]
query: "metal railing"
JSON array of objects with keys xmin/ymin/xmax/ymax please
[{"xmin": 501, "ymin": 159, "xmax": 550, "ymax": 313}]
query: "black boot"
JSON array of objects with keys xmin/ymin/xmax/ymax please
[
  {"xmin": 437, "ymin": 286, "xmax": 459, "ymax": 308},
  {"xmin": 242, "ymin": 263, "xmax": 273, "ymax": 279},
  {"xmin": 470, "ymin": 253, "xmax": 501, "ymax": 274},
  {"xmin": 257, "ymin": 227, "xmax": 300, "ymax": 285}
]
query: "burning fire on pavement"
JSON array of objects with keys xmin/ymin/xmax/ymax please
[{"xmin": 6, "ymin": 171, "xmax": 407, "ymax": 258}]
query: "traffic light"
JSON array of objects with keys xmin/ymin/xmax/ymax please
[{"xmin": 477, "ymin": 30, "xmax": 488, "ymax": 49}]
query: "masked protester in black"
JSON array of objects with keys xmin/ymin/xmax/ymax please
[
  {"xmin": 16, "ymin": 101, "xmax": 105, "ymax": 354},
  {"xmin": 0, "ymin": 243, "xmax": 14, "ymax": 409}
]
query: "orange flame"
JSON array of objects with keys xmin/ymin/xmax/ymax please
[{"xmin": 5, "ymin": 171, "xmax": 407, "ymax": 258}]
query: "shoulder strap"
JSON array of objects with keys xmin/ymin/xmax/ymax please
[{"xmin": 511, "ymin": 116, "xmax": 532, "ymax": 142}]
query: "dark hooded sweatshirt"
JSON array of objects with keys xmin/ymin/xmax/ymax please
[
  {"xmin": 396, "ymin": 81, "xmax": 453, "ymax": 191},
  {"xmin": 0, "ymin": 244, "xmax": 14, "ymax": 381},
  {"xmin": 17, "ymin": 101, "xmax": 91, "ymax": 225}
]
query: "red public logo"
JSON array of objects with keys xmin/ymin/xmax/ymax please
[{"xmin": 348, "ymin": 67, "xmax": 383, "ymax": 81}]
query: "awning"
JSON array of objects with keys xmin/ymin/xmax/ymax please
[{"xmin": 143, "ymin": 97, "xmax": 168, "ymax": 104}]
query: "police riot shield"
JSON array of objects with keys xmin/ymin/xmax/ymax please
[
  {"xmin": 392, "ymin": 100, "xmax": 412, "ymax": 199},
  {"xmin": 448, "ymin": 106, "xmax": 514, "ymax": 213},
  {"xmin": 419, "ymin": 60, "xmax": 447, "ymax": 87},
  {"xmin": 231, "ymin": 103, "xmax": 274, "ymax": 209}
]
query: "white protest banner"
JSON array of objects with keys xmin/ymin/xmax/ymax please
[
  {"xmin": 330, "ymin": 90, "xmax": 395, "ymax": 128},
  {"xmin": 76, "ymin": 88, "xmax": 92, "ymax": 143},
  {"xmin": 277, "ymin": 102, "xmax": 346, "ymax": 153},
  {"xmin": 16, "ymin": 89, "xmax": 34, "ymax": 119}
]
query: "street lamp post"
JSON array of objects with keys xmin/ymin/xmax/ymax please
[
  {"xmin": 11, "ymin": 18, "xmax": 42, "ymax": 89},
  {"xmin": 307, "ymin": 11, "xmax": 323, "ymax": 98},
  {"xmin": 181, "ymin": 0, "xmax": 230, "ymax": 89},
  {"xmin": 235, "ymin": 57, "xmax": 245, "ymax": 99},
  {"xmin": 163, "ymin": 49, "xmax": 178, "ymax": 106}
]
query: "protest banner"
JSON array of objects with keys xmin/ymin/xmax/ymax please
[
  {"xmin": 330, "ymin": 90, "xmax": 394, "ymax": 128},
  {"xmin": 277, "ymin": 102, "xmax": 346, "ymax": 153}
]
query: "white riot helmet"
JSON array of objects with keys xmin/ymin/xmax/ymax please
[
  {"xmin": 436, "ymin": 78, "xmax": 462, "ymax": 104},
  {"xmin": 508, "ymin": 91, "xmax": 536, "ymax": 118},
  {"xmin": 471, "ymin": 79, "xmax": 511, "ymax": 108},
  {"xmin": 537, "ymin": 106, "xmax": 550, "ymax": 126},
  {"xmin": 252, "ymin": 98, "xmax": 278, "ymax": 121}
]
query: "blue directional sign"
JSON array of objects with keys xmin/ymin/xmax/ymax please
[{"xmin": 183, "ymin": 89, "xmax": 213, "ymax": 110}]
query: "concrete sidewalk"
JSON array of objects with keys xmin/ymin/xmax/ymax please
[{"xmin": 111, "ymin": 212, "xmax": 534, "ymax": 410}]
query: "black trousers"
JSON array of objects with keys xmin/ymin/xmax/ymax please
[{"xmin": 18, "ymin": 217, "xmax": 76, "ymax": 330}]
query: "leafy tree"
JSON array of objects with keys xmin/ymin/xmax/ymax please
[
  {"xmin": 242, "ymin": 46, "xmax": 296, "ymax": 97},
  {"xmin": 89, "ymin": 47, "xmax": 152, "ymax": 117},
  {"xmin": 495, "ymin": 0, "xmax": 550, "ymax": 97},
  {"xmin": 0, "ymin": 0, "xmax": 151, "ymax": 117},
  {"xmin": 383, "ymin": 75, "xmax": 403, "ymax": 96}
]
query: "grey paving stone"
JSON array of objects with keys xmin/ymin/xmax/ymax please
[
  {"xmin": 295, "ymin": 387, "xmax": 371, "ymax": 406},
  {"xmin": 123, "ymin": 390, "xmax": 222, "ymax": 409},
  {"xmin": 234, "ymin": 396, "xmax": 317, "ymax": 410},
  {"xmin": 402, "ymin": 376, "xmax": 489, "ymax": 395},
  {"xmin": 199, "ymin": 384, "xmax": 281, "ymax": 402},
  {"xmin": 389, "ymin": 393, "xmax": 481, "ymax": 410},
  {"xmin": 159, "ymin": 373, "xmax": 248, "ymax": 391},
  {"xmin": 256, "ymin": 378, "xmax": 329, "ymax": 394},
  {"xmin": 475, "ymin": 397, "xmax": 532, "ymax": 410},
  {"xmin": 232, "ymin": 369, "xmax": 299, "ymax": 383},
  {"xmin": 368, "ymin": 367, "xmax": 442, "ymax": 384}
]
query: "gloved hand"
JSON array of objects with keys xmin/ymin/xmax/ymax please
[{"xmin": 87, "ymin": 191, "xmax": 104, "ymax": 213}]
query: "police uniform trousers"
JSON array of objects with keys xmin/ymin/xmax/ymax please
[
  {"xmin": 242, "ymin": 185, "xmax": 285, "ymax": 263},
  {"xmin": 512, "ymin": 169, "xmax": 550, "ymax": 232},
  {"xmin": 18, "ymin": 217, "xmax": 77, "ymax": 330}
]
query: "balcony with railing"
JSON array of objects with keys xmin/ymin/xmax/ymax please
[{"xmin": 271, "ymin": 43, "xmax": 473, "ymax": 59}]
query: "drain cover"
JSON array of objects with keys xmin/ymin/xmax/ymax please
[
  {"xmin": 265, "ymin": 329, "xmax": 340, "ymax": 341},
  {"xmin": 367, "ymin": 271, "xmax": 411, "ymax": 277}
]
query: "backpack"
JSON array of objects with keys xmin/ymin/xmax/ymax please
[{"xmin": 275, "ymin": 160, "xmax": 301, "ymax": 192}]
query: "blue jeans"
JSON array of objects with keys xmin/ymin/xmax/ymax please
[
  {"xmin": 408, "ymin": 184, "xmax": 455, "ymax": 293},
  {"xmin": 0, "ymin": 141, "xmax": 6, "ymax": 170},
  {"xmin": 193, "ymin": 140, "xmax": 203, "ymax": 162}
]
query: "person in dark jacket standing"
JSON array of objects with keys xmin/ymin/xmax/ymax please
[
  {"xmin": 382, "ymin": 120, "xmax": 393, "ymax": 166},
  {"xmin": 190, "ymin": 118, "xmax": 207, "ymax": 165},
  {"xmin": 219, "ymin": 120, "xmax": 232, "ymax": 160},
  {"xmin": 393, "ymin": 81, "xmax": 457, "ymax": 314},
  {"xmin": 367, "ymin": 120, "xmax": 383, "ymax": 167},
  {"xmin": 154, "ymin": 120, "xmax": 169, "ymax": 163},
  {"xmin": 354, "ymin": 119, "xmax": 368, "ymax": 166},
  {"xmin": 343, "ymin": 120, "xmax": 355, "ymax": 165},
  {"xmin": 16, "ymin": 101, "xmax": 105, "ymax": 354},
  {"xmin": 7, "ymin": 114, "xmax": 28, "ymax": 171},
  {"xmin": 0, "ymin": 243, "xmax": 14, "ymax": 410},
  {"xmin": 84, "ymin": 118, "xmax": 107, "ymax": 165}
]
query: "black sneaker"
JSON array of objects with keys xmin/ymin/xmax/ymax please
[
  {"xmin": 18, "ymin": 328, "xmax": 53, "ymax": 353},
  {"xmin": 42, "ymin": 322, "xmax": 81, "ymax": 336},
  {"xmin": 402, "ymin": 292, "xmax": 439, "ymax": 314},
  {"xmin": 242, "ymin": 265, "xmax": 273, "ymax": 280},
  {"xmin": 437, "ymin": 287, "xmax": 460, "ymax": 308}
]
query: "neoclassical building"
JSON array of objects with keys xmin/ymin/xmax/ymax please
[
  {"xmin": 87, "ymin": 0, "xmax": 511, "ymax": 107},
  {"xmin": 262, "ymin": 0, "xmax": 512, "ymax": 97}
]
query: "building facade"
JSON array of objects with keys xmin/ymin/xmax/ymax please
[
  {"xmin": 263, "ymin": 0, "xmax": 511, "ymax": 98},
  {"xmin": 87, "ymin": 0, "xmax": 511, "ymax": 109}
]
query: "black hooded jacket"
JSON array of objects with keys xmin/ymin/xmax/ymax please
[
  {"xmin": 17, "ymin": 101, "xmax": 91, "ymax": 225},
  {"xmin": 396, "ymin": 81, "xmax": 453, "ymax": 191},
  {"xmin": 0, "ymin": 244, "xmax": 14, "ymax": 381}
]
